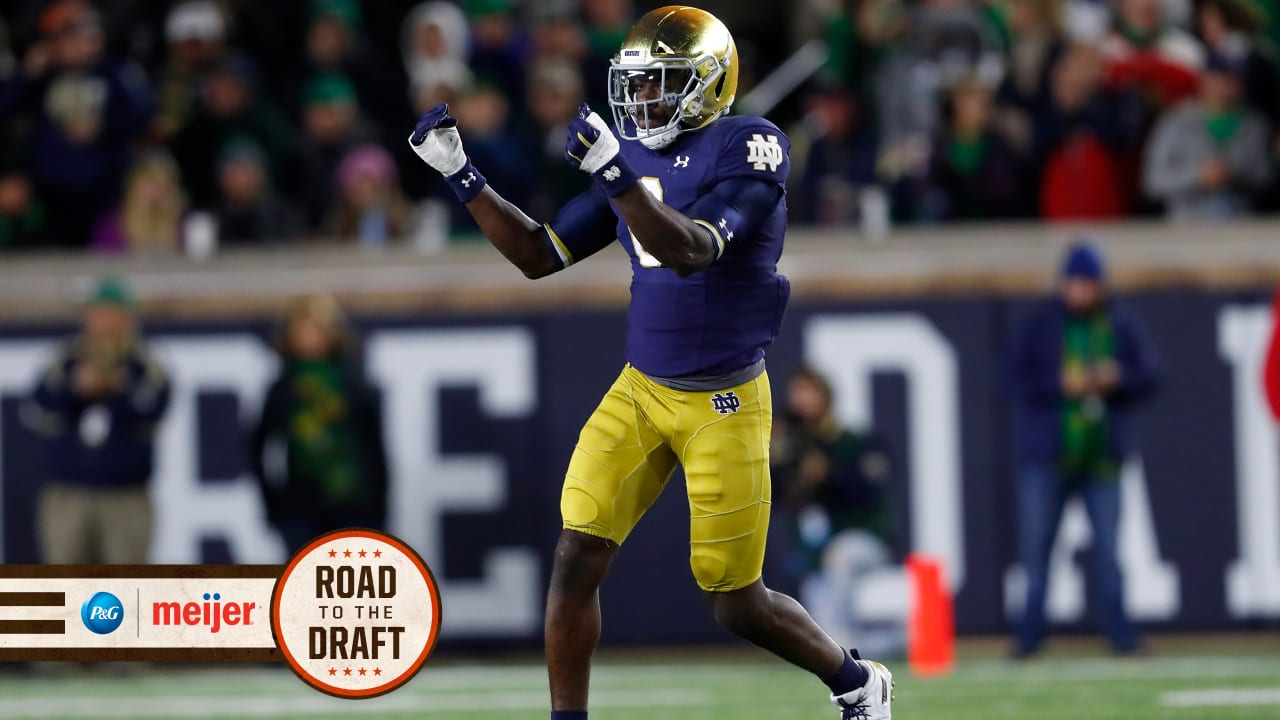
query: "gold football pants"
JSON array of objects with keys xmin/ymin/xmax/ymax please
[{"xmin": 561, "ymin": 364, "xmax": 772, "ymax": 591}]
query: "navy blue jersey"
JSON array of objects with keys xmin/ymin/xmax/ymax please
[{"xmin": 548, "ymin": 115, "xmax": 792, "ymax": 377}]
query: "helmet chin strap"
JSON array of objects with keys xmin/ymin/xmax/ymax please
[
  {"xmin": 636, "ymin": 90, "xmax": 701, "ymax": 150},
  {"xmin": 638, "ymin": 124, "xmax": 681, "ymax": 150}
]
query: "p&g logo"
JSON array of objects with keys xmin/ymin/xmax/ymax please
[{"xmin": 81, "ymin": 591, "xmax": 124, "ymax": 635}]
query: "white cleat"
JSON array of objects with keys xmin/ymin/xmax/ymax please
[{"xmin": 830, "ymin": 656, "xmax": 894, "ymax": 720}]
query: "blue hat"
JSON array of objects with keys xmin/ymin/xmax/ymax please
[{"xmin": 1062, "ymin": 241, "xmax": 1105, "ymax": 280}]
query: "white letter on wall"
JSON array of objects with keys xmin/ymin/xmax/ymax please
[
  {"xmin": 367, "ymin": 328, "xmax": 540, "ymax": 637},
  {"xmin": 1220, "ymin": 304, "xmax": 1280, "ymax": 618},
  {"xmin": 149, "ymin": 336, "xmax": 284, "ymax": 563},
  {"xmin": 805, "ymin": 314, "xmax": 965, "ymax": 591}
]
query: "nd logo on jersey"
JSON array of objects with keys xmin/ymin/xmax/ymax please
[{"xmin": 746, "ymin": 134, "xmax": 783, "ymax": 172}]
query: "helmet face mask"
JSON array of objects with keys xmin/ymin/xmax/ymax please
[
  {"xmin": 608, "ymin": 61, "xmax": 699, "ymax": 148},
  {"xmin": 606, "ymin": 6, "xmax": 739, "ymax": 151}
]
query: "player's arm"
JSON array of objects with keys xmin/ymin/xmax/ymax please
[
  {"xmin": 612, "ymin": 175, "xmax": 781, "ymax": 275},
  {"xmin": 407, "ymin": 105, "xmax": 614, "ymax": 279},
  {"xmin": 564, "ymin": 105, "xmax": 784, "ymax": 275},
  {"xmin": 609, "ymin": 184, "xmax": 716, "ymax": 276},
  {"xmin": 562, "ymin": 104, "xmax": 716, "ymax": 276}
]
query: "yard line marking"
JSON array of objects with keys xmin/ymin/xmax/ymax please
[
  {"xmin": 2, "ymin": 688, "xmax": 714, "ymax": 718},
  {"xmin": 945, "ymin": 657, "xmax": 1280, "ymax": 684},
  {"xmin": 1160, "ymin": 688, "xmax": 1280, "ymax": 707}
]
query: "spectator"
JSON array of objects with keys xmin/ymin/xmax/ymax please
[
  {"xmin": 1143, "ymin": 50, "xmax": 1271, "ymax": 220},
  {"xmin": 1195, "ymin": 0, "xmax": 1280, "ymax": 210},
  {"xmin": 171, "ymin": 53, "xmax": 296, "ymax": 209},
  {"xmin": 522, "ymin": 58, "xmax": 592, "ymax": 220},
  {"xmin": 1103, "ymin": 0, "xmax": 1205, "ymax": 115},
  {"xmin": 1035, "ymin": 42, "xmax": 1145, "ymax": 219},
  {"xmin": 822, "ymin": 0, "xmax": 905, "ymax": 116},
  {"xmin": 152, "ymin": 0, "xmax": 227, "ymax": 140},
  {"xmin": 1009, "ymin": 241, "xmax": 1161, "ymax": 658},
  {"xmin": 0, "ymin": 0, "xmax": 153, "ymax": 248},
  {"xmin": 582, "ymin": 0, "xmax": 633, "ymax": 60},
  {"xmin": 297, "ymin": 0, "xmax": 405, "ymax": 137},
  {"xmin": 1196, "ymin": 0, "xmax": 1280, "ymax": 128},
  {"xmin": 789, "ymin": 77, "xmax": 879, "ymax": 225},
  {"xmin": 0, "ymin": 165, "xmax": 49, "ymax": 249},
  {"xmin": 582, "ymin": 0, "xmax": 634, "ymax": 107},
  {"xmin": 329, "ymin": 143, "xmax": 413, "ymax": 246},
  {"xmin": 214, "ymin": 137, "xmax": 300, "ymax": 245},
  {"xmin": 771, "ymin": 368, "xmax": 900, "ymax": 657},
  {"xmin": 995, "ymin": 0, "xmax": 1067, "ymax": 153},
  {"xmin": 299, "ymin": 73, "xmax": 380, "ymax": 231},
  {"xmin": 913, "ymin": 77, "xmax": 1026, "ymax": 220},
  {"xmin": 402, "ymin": 1, "xmax": 473, "ymax": 115},
  {"xmin": 531, "ymin": 2, "xmax": 587, "ymax": 66},
  {"xmin": 27, "ymin": 277, "xmax": 170, "ymax": 563},
  {"xmin": 250, "ymin": 293, "xmax": 388, "ymax": 554},
  {"xmin": 442, "ymin": 82, "xmax": 531, "ymax": 235},
  {"xmin": 92, "ymin": 151, "xmax": 188, "ymax": 254},
  {"xmin": 465, "ymin": 0, "xmax": 533, "ymax": 101},
  {"xmin": 874, "ymin": 0, "xmax": 1007, "ymax": 184},
  {"xmin": 217, "ymin": 0, "xmax": 310, "ymax": 107}
]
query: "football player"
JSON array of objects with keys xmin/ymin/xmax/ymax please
[{"xmin": 408, "ymin": 6, "xmax": 893, "ymax": 719}]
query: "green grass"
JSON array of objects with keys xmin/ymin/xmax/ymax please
[{"xmin": 2, "ymin": 643, "xmax": 1279, "ymax": 719}]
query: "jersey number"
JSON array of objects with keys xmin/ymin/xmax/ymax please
[{"xmin": 630, "ymin": 177, "xmax": 663, "ymax": 268}]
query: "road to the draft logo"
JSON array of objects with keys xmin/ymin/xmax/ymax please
[{"xmin": 271, "ymin": 529, "xmax": 442, "ymax": 698}]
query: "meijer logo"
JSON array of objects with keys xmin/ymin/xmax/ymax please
[
  {"xmin": 152, "ymin": 592, "xmax": 257, "ymax": 633},
  {"xmin": 81, "ymin": 591, "xmax": 124, "ymax": 635}
]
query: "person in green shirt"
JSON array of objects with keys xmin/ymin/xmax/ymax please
[
  {"xmin": 249, "ymin": 294, "xmax": 389, "ymax": 553},
  {"xmin": 1010, "ymin": 241, "xmax": 1163, "ymax": 658}
]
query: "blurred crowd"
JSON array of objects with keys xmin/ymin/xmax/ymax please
[
  {"xmin": 794, "ymin": 0, "xmax": 1280, "ymax": 225},
  {"xmin": 0, "ymin": 0, "xmax": 627, "ymax": 253},
  {"xmin": 2, "ymin": 0, "xmax": 1280, "ymax": 255}
]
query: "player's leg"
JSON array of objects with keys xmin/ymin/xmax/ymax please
[
  {"xmin": 545, "ymin": 529, "xmax": 617, "ymax": 714},
  {"xmin": 672, "ymin": 371, "xmax": 892, "ymax": 716},
  {"xmin": 548, "ymin": 366, "xmax": 678, "ymax": 714},
  {"xmin": 709, "ymin": 579, "xmax": 846, "ymax": 672}
]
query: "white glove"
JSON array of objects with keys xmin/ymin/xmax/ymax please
[
  {"xmin": 566, "ymin": 104, "xmax": 621, "ymax": 175},
  {"xmin": 408, "ymin": 104, "xmax": 468, "ymax": 176}
]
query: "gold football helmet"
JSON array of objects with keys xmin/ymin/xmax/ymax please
[{"xmin": 608, "ymin": 6, "xmax": 739, "ymax": 150}]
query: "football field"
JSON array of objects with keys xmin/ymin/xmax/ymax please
[{"xmin": 2, "ymin": 639, "xmax": 1278, "ymax": 720}]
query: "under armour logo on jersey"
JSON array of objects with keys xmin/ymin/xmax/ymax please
[
  {"xmin": 718, "ymin": 217, "xmax": 734, "ymax": 241},
  {"xmin": 460, "ymin": 172, "xmax": 477, "ymax": 188},
  {"xmin": 602, "ymin": 166, "xmax": 621, "ymax": 181},
  {"xmin": 746, "ymin": 134, "xmax": 783, "ymax": 172},
  {"xmin": 673, "ymin": 155, "xmax": 691, "ymax": 168},
  {"xmin": 711, "ymin": 391, "xmax": 741, "ymax": 414}
]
